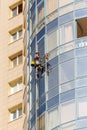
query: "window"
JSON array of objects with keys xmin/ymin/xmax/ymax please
[
  {"xmin": 12, "ymin": 7, "xmax": 17, "ymax": 17},
  {"xmin": 60, "ymin": 81, "xmax": 74, "ymax": 93},
  {"xmin": 38, "ymin": 2, "xmax": 44, "ymax": 22},
  {"xmin": 77, "ymin": 87, "xmax": 87, "ymax": 98},
  {"xmin": 61, "ymin": 122, "xmax": 76, "ymax": 130},
  {"xmin": 48, "ymin": 65, "xmax": 58, "ymax": 91},
  {"xmin": 10, "ymin": 52, "xmax": 23, "ymax": 68},
  {"xmin": 47, "ymin": 28, "xmax": 58, "ymax": 52},
  {"xmin": 48, "ymin": 107, "xmax": 59, "ymax": 130},
  {"xmin": 30, "ymin": 7, "xmax": 35, "ymax": 32},
  {"xmin": 59, "ymin": 4, "xmax": 73, "ymax": 16},
  {"xmin": 76, "ymin": 77, "xmax": 87, "ymax": 88},
  {"xmin": 77, "ymin": 17, "xmax": 87, "ymax": 38},
  {"xmin": 18, "ymin": 4, "xmax": 22, "ymax": 14},
  {"xmin": 10, "ymin": 78, "xmax": 22, "ymax": 95},
  {"xmin": 60, "ymin": 22, "xmax": 74, "ymax": 44},
  {"xmin": 18, "ymin": 54, "xmax": 22, "ymax": 64},
  {"xmin": 75, "ymin": 0, "xmax": 87, "ymax": 11},
  {"xmin": 59, "ymin": 0, "xmax": 73, "ymax": 7},
  {"xmin": 11, "ymin": 28, "xmax": 22, "ymax": 42},
  {"xmin": 9, "ymin": 105, "xmax": 22, "ymax": 121},
  {"xmin": 78, "ymin": 97, "xmax": 87, "ymax": 117},
  {"xmin": 18, "ymin": 30, "xmax": 22, "ymax": 38},
  {"xmin": 12, "ymin": 32, "xmax": 17, "ymax": 42},
  {"xmin": 37, "ymin": 115, "xmax": 45, "ymax": 130},
  {"xmin": 18, "ymin": 108, "xmax": 22, "ymax": 117},
  {"xmin": 76, "ymin": 57, "xmax": 87, "ymax": 77},
  {"xmin": 47, "ymin": 0, "xmax": 58, "ymax": 15},
  {"xmin": 59, "ymin": 59, "xmax": 74, "ymax": 84},
  {"xmin": 61, "ymin": 101, "xmax": 75, "ymax": 123},
  {"xmin": 11, "ymin": 110, "xmax": 16, "ymax": 120},
  {"xmin": 11, "ymin": 3, "xmax": 22, "ymax": 17}
]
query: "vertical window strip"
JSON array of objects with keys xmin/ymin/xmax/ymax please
[{"xmin": 38, "ymin": 2, "xmax": 44, "ymax": 22}]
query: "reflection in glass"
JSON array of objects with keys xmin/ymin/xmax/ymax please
[
  {"xmin": 59, "ymin": 60, "xmax": 74, "ymax": 84},
  {"xmin": 38, "ymin": 2, "xmax": 44, "ymax": 22},
  {"xmin": 61, "ymin": 100, "xmax": 75, "ymax": 123},
  {"xmin": 76, "ymin": 57, "xmax": 87, "ymax": 77},
  {"xmin": 78, "ymin": 97, "xmax": 87, "ymax": 117},
  {"xmin": 60, "ymin": 81, "xmax": 74, "ymax": 93},
  {"xmin": 76, "ymin": 77, "xmax": 87, "ymax": 88},
  {"xmin": 48, "ymin": 107, "xmax": 59, "ymax": 130},
  {"xmin": 60, "ymin": 22, "xmax": 74, "ymax": 44}
]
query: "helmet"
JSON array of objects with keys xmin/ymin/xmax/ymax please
[{"xmin": 31, "ymin": 61, "xmax": 35, "ymax": 67}]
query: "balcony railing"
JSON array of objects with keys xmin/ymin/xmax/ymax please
[{"xmin": 75, "ymin": 37, "xmax": 87, "ymax": 48}]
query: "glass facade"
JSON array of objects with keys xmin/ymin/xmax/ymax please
[{"xmin": 28, "ymin": 0, "xmax": 87, "ymax": 129}]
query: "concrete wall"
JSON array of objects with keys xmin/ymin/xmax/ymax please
[{"xmin": 0, "ymin": 0, "xmax": 24, "ymax": 130}]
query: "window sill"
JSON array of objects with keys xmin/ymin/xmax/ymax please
[
  {"xmin": 9, "ymin": 63, "xmax": 23, "ymax": 71},
  {"xmin": 8, "ymin": 12, "xmax": 23, "ymax": 21},
  {"xmin": 8, "ymin": 89, "xmax": 23, "ymax": 97},
  {"xmin": 8, "ymin": 37, "xmax": 23, "ymax": 45},
  {"xmin": 8, "ymin": 115, "xmax": 23, "ymax": 123}
]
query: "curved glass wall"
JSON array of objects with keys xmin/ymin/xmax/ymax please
[{"xmin": 28, "ymin": 0, "xmax": 87, "ymax": 130}]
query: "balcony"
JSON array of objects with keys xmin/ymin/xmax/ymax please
[{"xmin": 75, "ymin": 36, "xmax": 87, "ymax": 48}]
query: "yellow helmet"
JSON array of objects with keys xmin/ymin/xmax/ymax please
[{"xmin": 31, "ymin": 61, "xmax": 35, "ymax": 67}]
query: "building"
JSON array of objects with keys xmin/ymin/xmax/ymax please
[
  {"xmin": 1, "ymin": 0, "xmax": 87, "ymax": 130},
  {"xmin": 28, "ymin": 0, "xmax": 87, "ymax": 130},
  {"xmin": 0, "ymin": 0, "xmax": 27, "ymax": 130}
]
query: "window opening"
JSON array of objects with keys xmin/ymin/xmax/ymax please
[
  {"xmin": 10, "ymin": 53, "xmax": 23, "ymax": 68},
  {"xmin": 9, "ymin": 106, "xmax": 22, "ymax": 121},
  {"xmin": 11, "ymin": 3, "xmax": 23, "ymax": 17},
  {"xmin": 77, "ymin": 17, "xmax": 87, "ymax": 38},
  {"xmin": 18, "ymin": 4, "xmax": 22, "ymax": 14}
]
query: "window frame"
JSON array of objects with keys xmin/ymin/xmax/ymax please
[
  {"xmin": 10, "ymin": 78, "xmax": 23, "ymax": 95},
  {"xmin": 12, "ymin": 54, "xmax": 23, "ymax": 68},
  {"xmin": 9, "ymin": 52, "xmax": 23, "ymax": 69},
  {"xmin": 9, "ymin": 106, "xmax": 22, "ymax": 121},
  {"xmin": 12, "ymin": 7, "xmax": 17, "ymax": 17},
  {"xmin": 11, "ymin": 28, "xmax": 23, "ymax": 42},
  {"xmin": 59, "ymin": 21, "xmax": 74, "ymax": 45},
  {"xmin": 10, "ymin": 3, "xmax": 23, "ymax": 17}
]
